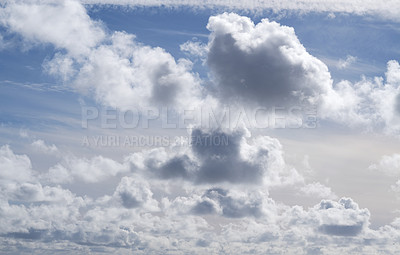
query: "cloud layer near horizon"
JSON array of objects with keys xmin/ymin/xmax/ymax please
[{"xmin": 2, "ymin": 137, "xmax": 400, "ymax": 254}]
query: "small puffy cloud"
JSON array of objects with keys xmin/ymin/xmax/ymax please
[
  {"xmin": 191, "ymin": 188, "xmax": 266, "ymax": 218},
  {"xmin": 18, "ymin": 129, "xmax": 29, "ymax": 138},
  {"xmin": 42, "ymin": 155, "xmax": 130, "ymax": 184},
  {"xmin": 337, "ymin": 55, "xmax": 357, "ymax": 69},
  {"xmin": 66, "ymin": 155, "xmax": 130, "ymax": 183},
  {"xmin": 0, "ymin": 145, "xmax": 33, "ymax": 183},
  {"xmin": 282, "ymin": 197, "xmax": 371, "ymax": 237},
  {"xmin": 369, "ymin": 154, "xmax": 400, "ymax": 177},
  {"xmin": 314, "ymin": 198, "xmax": 370, "ymax": 236},
  {"xmin": 206, "ymin": 13, "xmax": 333, "ymax": 108},
  {"xmin": 180, "ymin": 40, "xmax": 208, "ymax": 58},
  {"xmin": 113, "ymin": 176, "xmax": 159, "ymax": 211},
  {"xmin": 31, "ymin": 140, "xmax": 58, "ymax": 155},
  {"xmin": 300, "ymin": 182, "xmax": 337, "ymax": 200},
  {"xmin": 386, "ymin": 60, "xmax": 400, "ymax": 86},
  {"xmin": 42, "ymin": 164, "xmax": 73, "ymax": 184}
]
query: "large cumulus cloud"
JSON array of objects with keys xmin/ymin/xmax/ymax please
[{"xmin": 206, "ymin": 13, "xmax": 332, "ymax": 108}]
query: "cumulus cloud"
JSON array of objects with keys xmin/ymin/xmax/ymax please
[
  {"xmin": 324, "ymin": 60, "xmax": 400, "ymax": 133},
  {"xmin": 51, "ymin": 31, "xmax": 204, "ymax": 110},
  {"xmin": 190, "ymin": 188, "xmax": 267, "ymax": 218},
  {"xmin": 114, "ymin": 176, "xmax": 159, "ymax": 211},
  {"xmin": 42, "ymin": 164, "xmax": 73, "ymax": 184},
  {"xmin": 0, "ymin": 0, "xmax": 105, "ymax": 56},
  {"xmin": 180, "ymin": 40, "xmax": 208, "ymax": 58},
  {"xmin": 300, "ymin": 182, "xmax": 337, "ymax": 200},
  {"xmin": 49, "ymin": 155, "xmax": 130, "ymax": 183},
  {"xmin": 127, "ymin": 127, "xmax": 303, "ymax": 186},
  {"xmin": 0, "ymin": 145, "xmax": 33, "ymax": 183},
  {"xmin": 313, "ymin": 198, "xmax": 370, "ymax": 236},
  {"xmin": 369, "ymin": 154, "xmax": 400, "ymax": 177},
  {"xmin": 370, "ymin": 154, "xmax": 400, "ymax": 197},
  {"xmin": 206, "ymin": 13, "xmax": 332, "ymax": 108},
  {"xmin": 31, "ymin": 140, "xmax": 59, "ymax": 155},
  {"xmin": 337, "ymin": 55, "xmax": 357, "ymax": 69}
]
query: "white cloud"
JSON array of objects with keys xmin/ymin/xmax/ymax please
[
  {"xmin": 300, "ymin": 182, "xmax": 337, "ymax": 200},
  {"xmin": 180, "ymin": 40, "xmax": 208, "ymax": 58},
  {"xmin": 18, "ymin": 129, "xmax": 29, "ymax": 138},
  {"xmin": 206, "ymin": 13, "xmax": 333, "ymax": 108},
  {"xmin": 42, "ymin": 164, "xmax": 73, "ymax": 184},
  {"xmin": 63, "ymin": 31, "xmax": 203, "ymax": 111},
  {"xmin": 317, "ymin": 60, "xmax": 400, "ymax": 135},
  {"xmin": 0, "ymin": 0, "xmax": 105, "ymax": 56},
  {"xmin": 337, "ymin": 55, "xmax": 357, "ymax": 69},
  {"xmin": 1, "ymin": 143, "xmax": 400, "ymax": 254},
  {"xmin": 387, "ymin": 60, "xmax": 400, "ymax": 86},
  {"xmin": 127, "ymin": 127, "xmax": 303, "ymax": 187},
  {"xmin": 369, "ymin": 154, "xmax": 400, "ymax": 177},
  {"xmin": 114, "ymin": 176, "xmax": 159, "ymax": 211},
  {"xmin": 312, "ymin": 198, "xmax": 371, "ymax": 236},
  {"xmin": 0, "ymin": 145, "xmax": 33, "ymax": 183},
  {"xmin": 61, "ymin": 155, "xmax": 130, "ymax": 183},
  {"xmin": 203, "ymin": 13, "xmax": 400, "ymax": 135},
  {"xmin": 31, "ymin": 139, "xmax": 59, "ymax": 155}
]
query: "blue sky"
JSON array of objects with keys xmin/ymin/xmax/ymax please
[{"xmin": 1, "ymin": 1, "xmax": 400, "ymax": 254}]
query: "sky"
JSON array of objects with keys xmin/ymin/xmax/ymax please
[{"xmin": 0, "ymin": 0, "xmax": 400, "ymax": 254}]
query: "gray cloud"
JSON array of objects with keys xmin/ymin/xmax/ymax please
[
  {"xmin": 319, "ymin": 223, "xmax": 363, "ymax": 236},
  {"xmin": 192, "ymin": 200, "xmax": 216, "ymax": 215},
  {"xmin": 128, "ymin": 128, "xmax": 297, "ymax": 186},
  {"xmin": 192, "ymin": 129, "xmax": 264, "ymax": 184},
  {"xmin": 206, "ymin": 13, "xmax": 332, "ymax": 108}
]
